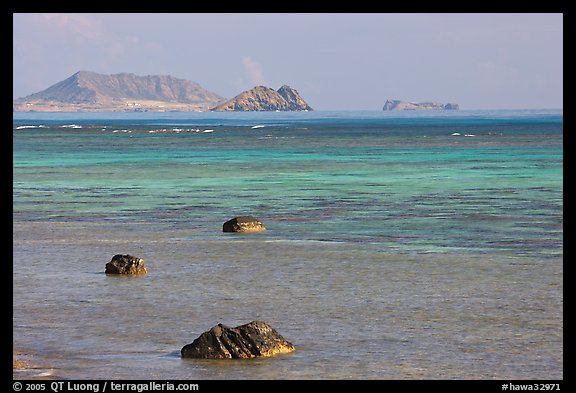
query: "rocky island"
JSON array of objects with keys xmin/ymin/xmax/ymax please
[
  {"xmin": 383, "ymin": 99, "xmax": 459, "ymax": 111},
  {"xmin": 13, "ymin": 71, "xmax": 226, "ymax": 112},
  {"xmin": 210, "ymin": 85, "xmax": 313, "ymax": 112}
]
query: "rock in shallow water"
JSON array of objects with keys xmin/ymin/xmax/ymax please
[
  {"xmin": 181, "ymin": 320, "xmax": 295, "ymax": 359},
  {"xmin": 105, "ymin": 254, "xmax": 147, "ymax": 275},
  {"xmin": 223, "ymin": 216, "xmax": 266, "ymax": 233}
]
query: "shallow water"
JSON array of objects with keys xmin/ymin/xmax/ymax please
[{"xmin": 13, "ymin": 110, "xmax": 563, "ymax": 379}]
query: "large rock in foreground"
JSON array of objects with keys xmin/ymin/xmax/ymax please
[
  {"xmin": 105, "ymin": 254, "xmax": 147, "ymax": 275},
  {"xmin": 181, "ymin": 320, "xmax": 295, "ymax": 359},
  {"xmin": 223, "ymin": 216, "xmax": 266, "ymax": 233}
]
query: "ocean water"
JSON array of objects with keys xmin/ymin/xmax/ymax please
[{"xmin": 13, "ymin": 110, "xmax": 563, "ymax": 379}]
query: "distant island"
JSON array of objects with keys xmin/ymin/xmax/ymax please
[
  {"xmin": 12, "ymin": 71, "xmax": 314, "ymax": 113},
  {"xmin": 210, "ymin": 85, "xmax": 313, "ymax": 112},
  {"xmin": 13, "ymin": 71, "xmax": 226, "ymax": 112},
  {"xmin": 14, "ymin": 71, "xmax": 459, "ymax": 113},
  {"xmin": 383, "ymin": 99, "xmax": 459, "ymax": 111}
]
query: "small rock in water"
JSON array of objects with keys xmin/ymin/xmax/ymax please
[
  {"xmin": 181, "ymin": 320, "xmax": 295, "ymax": 359},
  {"xmin": 223, "ymin": 216, "xmax": 266, "ymax": 233},
  {"xmin": 105, "ymin": 254, "xmax": 147, "ymax": 275}
]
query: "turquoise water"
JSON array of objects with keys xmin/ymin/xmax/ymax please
[{"xmin": 13, "ymin": 110, "xmax": 563, "ymax": 379}]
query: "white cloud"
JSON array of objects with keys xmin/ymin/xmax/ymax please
[
  {"xmin": 40, "ymin": 13, "xmax": 104, "ymax": 41},
  {"xmin": 242, "ymin": 56, "xmax": 267, "ymax": 86}
]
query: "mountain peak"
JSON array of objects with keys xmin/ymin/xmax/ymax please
[{"xmin": 74, "ymin": 70, "xmax": 98, "ymax": 77}]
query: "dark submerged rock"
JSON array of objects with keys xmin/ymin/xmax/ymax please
[
  {"xmin": 181, "ymin": 320, "xmax": 295, "ymax": 359},
  {"xmin": 105, "ymin": 254, "xmax": 147, "ymax": 275},
  {"xmin": 223, "ymin": 216, "xmax": 266, "ymax": 233}
]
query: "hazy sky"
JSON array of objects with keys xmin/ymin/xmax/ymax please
[{"xmin": 13, "ymin": 13, "xmax": 563, "ymax": 110}]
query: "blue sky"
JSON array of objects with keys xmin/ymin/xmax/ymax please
[{"xmin": 13, "ymin": 13, "xmax": 563, "ymax": 110}]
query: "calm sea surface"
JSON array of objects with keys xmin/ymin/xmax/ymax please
[{"xmin": 13, "ymin": 110, "xmax": 563, "ymax": 379}]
